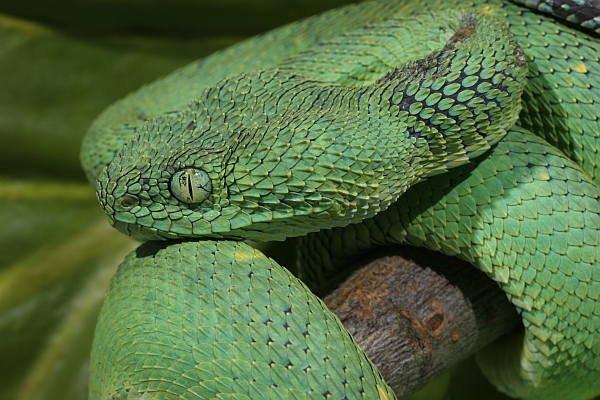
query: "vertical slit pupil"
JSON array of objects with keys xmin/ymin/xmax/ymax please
[{"xmin": 187, "ymin": 171, "xmax": 194, "ymax": 201}]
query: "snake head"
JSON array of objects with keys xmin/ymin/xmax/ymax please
[
  {"xmin": 97, "ymin": 64, "xmax": 433, "ymax": 242},
  {"xmin": 95, "ymin": 10, "xmax": 529, "ymax": 242},
  {"xmin": 96, "ymin": 70, "xmax": 369, "ymax": 241},
  {"xmin": 96, "ymin": 88, "xmax": 391, "ymax": 242},
  {"xmin": 96, "ymin": 107, "xmax": 239, "ymax": 241}
]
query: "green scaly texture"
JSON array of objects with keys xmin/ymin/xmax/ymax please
[
  {"xmin": 92, "ymin": 240, "xmax": 391, "ymax": 399},
  {"xmin": 80, "ymin": 1, "xmax": 399, "ymax": 182},
  {"xmin": 299, "ymin": 127, "xmax": 600, "ymax": 400},
  {"xmin": 82, "ymin": 0, "xmax": 600, "ymax": 399},
  {"xmin": 94, "ymin": 11, "xmax": 526, "ymax": 241}
]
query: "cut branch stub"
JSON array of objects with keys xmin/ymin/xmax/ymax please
[{"xmin": 322, "ymin": 246, "xmax": 521, "ymax": 398}]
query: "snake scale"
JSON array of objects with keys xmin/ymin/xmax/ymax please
[{"xmin": 80, "ymin": 0, "xmax": 600, "ymax": 399}]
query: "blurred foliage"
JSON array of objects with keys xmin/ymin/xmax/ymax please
[
  {"xmin": 0, "ymin": 11, "xmax": 235, "ymax": 399},
  {"xmin": 0, "ymin": 15, "xmax": 239, "ymax": 181},
  {"xmin": 0, "ymin": 2, "xmax": 511, "ymax": 399},
  {"xmin": 0, "ymin": 0, "xmax": 362, "ymax": 37}
]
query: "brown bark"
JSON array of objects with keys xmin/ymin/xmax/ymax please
[{"xmin": 322, "ymin": 246, "xmax": 521, "ymax": 398}]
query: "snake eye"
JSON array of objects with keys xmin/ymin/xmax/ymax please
[{"xmin": 170, "ymin": 168, "xmax": 212, "ymax": 204}]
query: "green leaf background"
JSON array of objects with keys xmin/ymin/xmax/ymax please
[{"xmin": 0, "ymin": 2, "xmax": 511, "ymax": 399}]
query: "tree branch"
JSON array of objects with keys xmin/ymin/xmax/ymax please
[{"xmin": 321, "ymin": 246, "xmax": 521, "ymax": 398}]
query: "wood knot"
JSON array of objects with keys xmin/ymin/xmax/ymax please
[{"xmin": 423, "ymin": 299, "xmax": 446, "ymax": 337}]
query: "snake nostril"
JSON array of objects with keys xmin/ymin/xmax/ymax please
[{"xmin": 119, "ymin": 196, "xmax": 138, "ymax": 209}]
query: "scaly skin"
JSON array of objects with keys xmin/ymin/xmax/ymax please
[
  {"xmin": 82, "ymin": 1, "xmax": 600, "ymax": 399},
  {"xmin": 92, "ymin": 240, "xmax": 394, "ymax": 399},
  {"xmin": 95, "ymin": 11, "xmax": 525, "ymax": 242},
  {"xmin": 511, "ymin": 0, "xmax": 600, "ymax": 33},
  {"xmin": 299, "ymin": 127, "xmax": 600, "ymax": 400}
]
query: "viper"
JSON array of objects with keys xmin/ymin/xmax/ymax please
[{"xmin": 81, "ymin": 1, "xmax": 600, "ymax": 399}]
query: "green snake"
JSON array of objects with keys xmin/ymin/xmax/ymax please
[{"xmin": 80, "ymin": 0, "xmax": 600, "ymax": 399}]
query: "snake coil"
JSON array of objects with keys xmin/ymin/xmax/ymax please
[{"xmin": 82, "ymin": 1, "xmax": 600, "ymax": 399}]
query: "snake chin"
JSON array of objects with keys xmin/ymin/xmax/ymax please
[{"xmin": 112, "ymin": 220, "xmax": 174, "ymax": 241}]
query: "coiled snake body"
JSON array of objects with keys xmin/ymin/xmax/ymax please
[{"xmin": 81, "ymin": 0, "xmax": 600, "ymax": 399}]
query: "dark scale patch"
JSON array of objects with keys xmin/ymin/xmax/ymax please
[
  {"xmin": 517, "ymin": 0, "xmax": 600, "ymax": 33},
  {"xmin": 389, "ymin": 67, "xmax": 496, "ymax": 141},
  {"xmin": 547, "ymin": 0, "xmax": 600, "ymax": 26},
  {"xmin": 380, "ymin": 35, "xmax": 517, "ymax": 143}
]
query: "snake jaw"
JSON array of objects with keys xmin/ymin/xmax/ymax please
[{"xmin": 111, "ymin": 219, "xmax": 181, "ymax": 241}]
